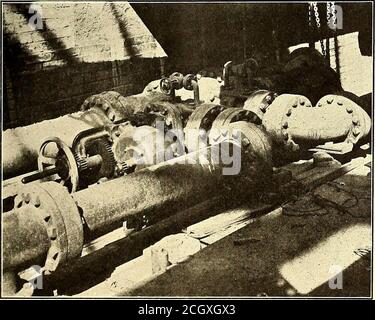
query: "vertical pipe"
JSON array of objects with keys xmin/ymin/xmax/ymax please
[
  {"xmin": 160, "ymin": 57, "xmax": 166, "ymax": 78},
  {"xmin": 334, "ymin": 33, "xmax": 341, "ymax": 86},
  {"xmin": 325, "ymin": 36, "xmax": 330, "ymax": 66}
]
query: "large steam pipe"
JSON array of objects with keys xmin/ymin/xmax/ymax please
[
  {"xmin": 3, "ymin": 108, "xmax": 110, "ymax": 179},
  {"xmin": 259, "ymin": 94, "xmax": 371, "ymax": 164},
  {"xmin": 3, "ymin": 91, "xmax": 140, "ymax": 179},
  {"xmin": 2, "ymin": 87, "xmax": 199, "ymax": 180},
  {"xmin": 3, "ymin": 123, "xmax": 273, "ymax": 277}
]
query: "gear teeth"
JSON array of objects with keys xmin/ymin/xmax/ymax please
[
  {"xmin": 117, "ymin": 161, "xmax": 133, "ymax": 175},
  {"xmin": 102, "ymin": 140, "xmax": 117, "ymax": 174},
  {"xmin": 74, "ymin": 153, "xmax": 89, "ymax": 171}
]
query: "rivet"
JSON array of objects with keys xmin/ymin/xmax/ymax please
[
  {"xmin": 327, "ymin": 98, "xmax": 333, "ymax": 104},
  {"xmin": 34, "ymin": 196, "xmax": 41, "ymax": 208},
  {"xmin": 353, "ymin": 128, "xmax": 360, "ymax": 136},
  {"xmin": 199, "ymin": 129, "xmax": 206, "ymax": 138},
  {"xmin": 292, "ymin": 144, "xmax": 300, "ymax": 152},
  {"xmin": 286, "ymin": 109, "xmax": 292, "ymax": 116},
  {"xmin": 317, "ymin": 103, "xmax": 322, "ymax": 107},
  {"xmin": 346, "ymin": 107, "xmax": 353, "ymax": 113},
  {"xmin": 299, "ymin": 100, "xmax": 305, "ymax": 106},
  {"xmin": 24, "ymin": 193, "xmax": 30, "ymax": 204},
  {"xmin": 282, "ymin": 122, "xmax": 288, "ymax": 129},
  {"xmin": 283, "ymin": 132, "xmax": 289, "ymax": 140},
  {"xmin": 337, "ymin": 100, "xmax": 343, "ymax": 106},
  {"xmin": 212, "ymin": 134, "xmax": 220, "ymax": 142},
  {"xmin": 352, "ymin": 118, "xmax": 359, "ymax": 125},
  {"xmin": 242, "ymin": 138, "xmax": 250, "ymax": 147},
  {"xmin": 232, "ymin": 130, "xmax": 240, "ymax": 139},
  {"xmin": 292, "ymin": 104, "xmax": 298, "ymax": 108}
]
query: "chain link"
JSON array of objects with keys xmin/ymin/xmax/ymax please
[
  {"xmin": 309, "ymin": 2, "xmax": 328, "ymax": 57},
  {"xmin": 331, "ymin": 2, "xmax": 337, "ymax": 29},
  {"xmin": 326, "ymin": 2, "xmax": 331, "ymax": 23},
  {"xmin": 312, "ymin": 2, "xmax": 321, "ymax": 28}
]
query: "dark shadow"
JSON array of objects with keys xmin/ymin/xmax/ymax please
[
  {"xmin": 3, "ymin": 29, "xmax": 39, "ymax": 72},
  {"xmin": 13, "ymin": 4, "xmax": 80, "ymax": 64},
  {"xmin": 109, "ymin": 3, "xmax": 138, "ymax": 59},
  {"xmin": 360, "ymin": 93, "xmax": 372, "ymax": 118}
]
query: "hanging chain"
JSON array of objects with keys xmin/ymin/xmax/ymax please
[
  {"xmin": 326, "ymin": 2, "xmax": 331, "ymax": 24},
  {"xmin": 311, "ymin": 2, "xmax": 321, "ymax": 28},
  {"xmin": 326, "ymin": 2, "xmax": 337, "ymax": 30},
  {"xmin": 309, "ymin": 2, "xmax": 333, "ymax": 57},
  {"xmin": 313, "ymin": 2, "xmax": 325, "ymax": 56}
]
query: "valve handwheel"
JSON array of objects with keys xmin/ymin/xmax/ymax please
[
  {"xmin": 36, "ymin": 137, "xmax": 79, "ymax": 193},
  {"xmin": 182, "ymin": 74, "xmax": 197, "ymax": 90},
  {"xmin": 160, "ymin": 78, "xmax": 173, "ymax": 95}
]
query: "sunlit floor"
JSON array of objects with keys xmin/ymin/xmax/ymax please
[{"xmin": 74, "ymin": 154, "xmax": 372, "ymax": 297}]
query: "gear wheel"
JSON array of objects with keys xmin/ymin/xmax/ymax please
[
  {"xmin": 85, "ymin": 138, "xmax": 117, "ymax": 180},
  {"xmin": 74, "ymin": 152, "xmax": 89, "ymax": 172}
]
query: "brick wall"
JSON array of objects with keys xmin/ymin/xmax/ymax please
[{"xmin": 3, "ymin": 2, "xmax": 166, "ymax": 129}]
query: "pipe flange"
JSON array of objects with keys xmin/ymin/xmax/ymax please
[
  {"xmin": 338, "ymin": 97, "xmax": 370, "ymax": 145},
  {"xmin": 209, "ymin": 108, "xmax": 259, "ymax": 145},
  {"xmin": 228, "ymin": 121, "xmax": 273, "ymax": 167},
  {"xmin": 224, "ymin": 122, "xmax": 274, "ymax": 193},
  {"xmin": 211, "ymin": 107, "xmax": 259, "ymax": 129},
  {"xmin": 243, "ymin": 90, "xmax": 278, "ymax": 123},
  {"xmin": 316, "ymin": 94, "xmax": 371, "ymax": 146},
  {"xmin": 81, "ymin": 91, "xmax": 133, "ymax": 123},
  {"xmin": 14, "ymin": 182, "xmax": 83, "ymax": 275},
  {"xmin": 184, "ymin": 104, "xmax": 227, "ymax": 152},
  {"xmin": 278, "ymin": 97, "xmax": 309, "ymax": 152},
  {"xmin": 148, "ymin": 102, "xmax": 184, "ymax": 132},
  {"xmin": 262, "ymin": 94, "xmax": 308, "ymax": 153}
]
